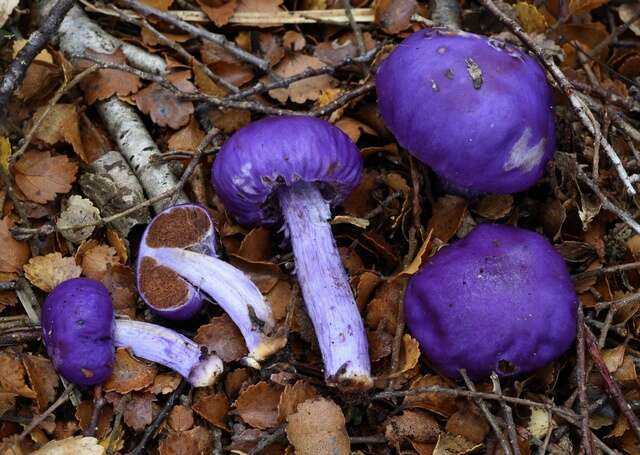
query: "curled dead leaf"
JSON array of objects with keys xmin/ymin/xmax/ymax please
[
  {"xmin": 24, "ymin": 253, "xmax": 82, "ymax": 292},
  {"xmin": 268, "ymin": 54, "xmax": 335, "ymax": 103},
  {"xmin": 158, "ymin": 426, "xmax": 212, "ymax": 455},
  {"xmin": 286, "ymin": 398, "xmax": 350, "ymax": 455},
  {"xmin": 193, "ymin": 392, "xmax": 230, "ymax": 430},
  {"xmin": 103, "ymin": 348, "xmax": 157, "ymax": 394},
  {"xmin": 277, "ymin": 380, "xmax": 319, "ymax": 423},
  {"xmin": 194, "ymin": 314, "xmax": 248, "ymax": 362},
  {"xmin": 23, "ymin": 355, "xmax": 59, "ymax": 411},
  {"xmin": 0, "ymin": 217, "xmax": 30, "ymax": 274},
  {"xmin": 14, "ymin": 151, "xmax": 78, "ymax": 204},
  {"xmin": 56, "ymin": 195, "xmax": 101, "ymax": 244},
  {"xmin": 385, "ymin": 410, "xmax": 441, "ymax": 444},
  {"xmin": 235, "ymin": 381, "xmax": 284, "ymax": 429}
]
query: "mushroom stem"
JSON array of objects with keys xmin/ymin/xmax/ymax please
[
  {"xmin": 142, "ymin": 248, "xmax": 285, "ymax": 363},
  {"xmin": 277, "ymin": 181, "xmax": 372, "ymax": 390},
  {"xmin": 113, "ymin": 319, "xmax": 223, "ymax": 387}
]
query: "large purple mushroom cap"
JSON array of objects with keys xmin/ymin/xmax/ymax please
[
  {"xmin": 212, "ymin": 116, "xmax": 362, "ymax": 226},
  {"xmin": 42, "ymin": 278, "xmax": 114, "ymax": 386},
  {"xmin": 376, "ymin": 28, "xmax": 556, "ymax": 194},
  {"xmin": 404, "ymin": 224, "xmax": 577, "ymax": 380}
]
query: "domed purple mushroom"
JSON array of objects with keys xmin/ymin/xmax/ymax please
[
  {"xmin": 212, "ymin": 116, "xmax": 371, "ymax": 391},
  {"xmin": 136, "ymin": 203, "xmax": 286, "ymax": 365},
  {"xmin": 404, "ymin": 224, "xmax": 577, "ymax": 380},
  {"xmin": 376, "ymin": 28, "xmax": 556, "ymax": 194},
  {"xmin": 42, "ymin": 277, "xmax": 223, "ymax": 387}
]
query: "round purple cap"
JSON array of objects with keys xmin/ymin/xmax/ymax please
[
  {"xmin": 404, "ymin": 224, "xmax": 577, "ymax": 380},
  {"xmin": 376, "ymin": 28, "xmax": 556, "ymax": 194},
  {"xmin": 42, "ymin": 278, "xmax": 115, "ymax": 386},
  {"xmin": 211, "ymin": 116, "xmax": 363, "ymax": 226}
]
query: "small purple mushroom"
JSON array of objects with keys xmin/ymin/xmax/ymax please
[
  {"xmin": 376, "ymin": 28, "xmax": 556, "ymax": 194},
  {"xmin": 404, "ymin": 224, "xmax": 578, "ymax": 380},
  {"xmin": 212, "ymin": 116, "xmax": 371, "ymax": 391},
  {"xmin": 42, "ymin": 277, "xmax": 223, "ymax": 387},
  {"xmin": 136, "ymin": 203, "xmax": 286, "ymax": 365}
]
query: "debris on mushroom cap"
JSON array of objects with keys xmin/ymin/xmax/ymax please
[
  {"xmin": 404, "ymin": 223, "xmax": 578, "ymax": 380},
  {"xmin": 42, "ymin": 277, "xmax": 115, "ymax": 386},
  {"xmin": 211, "ymin": 115, "xmax": 363, "ymax": 226},
  {"xmin": 376, "ymin": 28, "xmax": 556, "ymax": 194}
]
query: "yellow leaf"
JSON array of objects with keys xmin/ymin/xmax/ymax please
[
  {"xmin": 388, "ymin": 334, "xmax": 421, "ymax": 378},
  {"xmin": 513, "ymin": 2, "xmax": 548, "ymax": 33},
  {"xmin": 24, "ymin": 252, "xmax": 82, "ymax": 292},
  {"xmin": 0, "ymin": 136, "xmax": 10, "ymax": 172},
  {"xmin": 32, "ymin": 436, "xmax": 105, "ymax": 454}
]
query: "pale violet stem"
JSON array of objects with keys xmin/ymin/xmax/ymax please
[
  {"xmin": 144, "ymin": 248, "xmax": 283, "ymax": 361},
  {"xmin": 113, "ymin": 319, "xmax": 223, "ymax": 387},
  {"xmin": 277, "ymin": 181, "xmax": 371, "ymax": 388}
]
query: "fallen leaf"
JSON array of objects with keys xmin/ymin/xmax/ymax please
[
  {"xmin": 404, "ymin": 375, "xmax": 458, "ymax": 417},
  {"xmin": 528, "ymin": 407, "xmax": 552, "ymax": 439},
  {"xmin": 387, "ymin": 334, "xmax": 420, "ymax": 378},
  {"xmin": 197, "ymin": 0, "xmax": 237, "ymax": 27},
  {"xmin": 365, "ymin": 278, "xmax": 404, "ymax": 333},
  {"xmin": 225, "ymin": 368, "xmax": 252, "ymax": 398},
  {"xmin": 32, "ymin": 104, "xmax": 86, "ymax": 161},
  {"xmin": 79, "ymin": 49, "xmax": 142, "ymax": 104},
  {"xmin": 106, "ymin": 229, "xmax": 128, "ymax": 263},
  {"xmin": 265, "ymin": 279, "xmax": 294, "ymax": 321},
  {"xmin": 513, "ymin": 2, "xmax": 548, "ymax": 33},
  {"xmin": 56, "ymin": 195, "xmax": 101, "ymax": 244},
  {"xmin": 277, "ymin": 380, "xmax": 319, "ymax": 422},
  {"xmin": 0, "ymin": 392, "xmax": 17, "ymax": 417},
  {"xmin": 193, "ymin": 64, "xmax": 227, "ymax": 97},
  {"xmin": 314, "ymin": 33, "xmax": 377, "ymax": 66},
  {"xmin": 335, "ymin": 117, "xmax": 376, "ymax": 143},
  {"xmin": 133, "ymin": 70, "xmax": 195, "ymax": 129},
  {"xmin": 193, "ymin": 392, "xmax": 229, "ymax": 430},
  {"xmin": 427, "ymin": 195, "xmax": 467, "ymax": 243},
  {"xmin": 614, "ymin": 355, "xmax": 637, "ymax": 384},
  {"xmin": 258, "ymin": 33, "xmax": 285, "ymax": 66},
  {"xmin": 167, "ymin": 117, "xmax": 205, "ymax": 152},
  {"xmin": 235, "ymin": 0, "xmax": 284, "ymax": 26},
  {"xmin": 32, "ymin": 436, "xmax": 105, "ymax": 454},
  {"xmin": 268, "ymin": 54, "xmax": 335, "ymax": 103},
  {"xmin": 375, "ymin": 0, "xmax": 417, "ymax": 34},
  {"xmin": 23, "ymin": 355, "xmax": 59, "ymax": 411},
  {"xmin": 433, "ymin": 432, "xmax": 482, "ymax": 455},
  {"xmin": 472, "ymin": 194, "xmax": 514, "ymax": 220},
  {"xmin": 24, "ymin": 253, "xmax": 82, "ymax": 292},
  {"xmin": 75, "ymin": 401, "xmax": 113, "ymax": 439},
  {"xmin": 0, "ymin": 0, "xmax": 19, "ymax": 28},
  {"xmin": 148, "ymin": 373, "xmax": 182, "ymax": 395},
  {"xmin": 0, "ymin": 351, "xmax": 36, "ymax": 398},
  {"xmin": 283, "ymin": 31, "xmax": 306, "ymax": 51},
  {"xmin": 602, "ymin": 344, "xmax": 626, "ymax": 373},
  {"xmin": 104, "ymin": 348, "xmax": 157, "ymax": 394},
  {"xmin": 0, "ymin": 217, "xmax": 30, "ymax": 273},
  {"xmin": 235, "ymin": 381, "xmax": 283, "ymax": 429},
  {"xmin": 158, "ymin": 426, "xmax": 212, "ymax": 455},
  {"xmin": 568, "ymin": 0, "xmax": 610, "ymax": 15},
  {"xmin": 80, "ymin": 244, "xmax": 120, "ymax": 281},
  {"xmin": 211, "ymin": 108, "xmax": 252, "ymax": 133},
  {"xmin": 16, "ymin": 61, "xmax": 61, "ymax": 102},
  {"xmin": 385, "ymin": 410, "xmax": 441, "ymax": 444},
  {"xmin": 124, "ymin": 392, "xmax": 156, "ymax": 431},
  {"xmin": 286, "ymin": 398, "xmax": 350, "ymax": 455},
  {"xmin": 141, "ymin": 0, "xmax": 173, "ymax": 9},
  {"xmin": 194, "ymin": 314, "xmax": 248, "ymax": 362},
  {"xmin": 169, "ymin": 404, "xmax": 194, "ymax": 432},
  {"xmin": 14, "ymin": 150, "xmax": 78, "ymax": 204},
  {"xmin": 619, "ymin": 4, "xmax": 640, "ymax": 36},
  {"xmin": 445, "ymin": 402, "xmax": 490, "ymax": 444}
]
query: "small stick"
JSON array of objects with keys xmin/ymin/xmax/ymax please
[
  {"xmin": 0, "ymin": 282, "xmax": 16, "ymax": 292},
  {"xmin": 594, "ymin": 291, "xmax": 640, "ymax": 312},
  {"xmin": 85, "ymin": 385, "xmax": 105, "ymax": 437},
  {"xmin": 18, "ymin": 385, "xmax": 75, "ymax": 440},
  {"xmin": 106, "ymin": 394, "xmax": 130, "ymax": 455},
  {"xmin": 572, "ymin": 261, "xmax": 640, "ymax": 281},
  {"xmin": 385, "ymin": 290, "xmax": 405, "ymax": 391},
  {"xmin": 460, "ymin": 370, "xmax": 512, "ymax": 455},
  {"xmin": 247, "ymin": 426, "xmax": 286, "ymax": 455},
  {"xmin": 491, "ymin": 373, "xmax": 521, "ymax": 455},
  {"xmin": 341, "ymin": 0, "xmax": 366, "ymax": 57},
  {"xmin": 576, "ymin": 307, "xmax": 595, "ymax": 455}
]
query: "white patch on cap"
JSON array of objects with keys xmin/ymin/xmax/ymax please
[{"xmin": 503, "ymin": 127, "xmax": 546, "ymax": 173}]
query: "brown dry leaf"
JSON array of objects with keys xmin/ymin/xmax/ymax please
[
  {"xmin": 0, "ymin": 392, "xmax": 17, "ymax": 417},
  {"xmin": 193, "ymin": 392, "xmax": 229, "ymax": 430},
  {"xmin": 23, "ymin": 355, "xmax": 59, "ymax": 411},
  {"xmin": 133, "ymin": 70, "xmax": 195, "ymax": 129},
  {"xmin": 167, "ymin": 117, "xmax": 205, "ymax": 152},
  {"xmin": 124, "ymin": 392, "xmax": 156, "ymax": 431},
  {"xmin": 32, "ymin": 436, "xmax": 105, "ymax": 455},
  {"xmin": 428, "ymin": 195, "xmax": 467, "ymax": 243},
  {"xmin": 614, "ymin": 355, "xmax": 637, "ymax": 384},
  {"xmin": 446, "ymin": 402, "xmax": 490, "ymax": 444},
  {"xmin": 57, "ymin": 196, "xmax": 101, "ymax": 244},
  {"xmin": 375, "ymin": 0, "xmax": 417, "ymax": 34},
  {"xmin": 404, "ymin": 375, "xmax": 458, "ymax": 417},
  {"xmin": 211, "ymin": 108, "xmax": 252, "ymax": 133},
  {"xmin": 269, "ymin": 54, "xmax": 335, "ymax": 104},
  {"xmin": 235, "ymin": 0, "xmax": 283, "ymax": 27},
  {"xmin": 277, "ymin": 380, "xmax": 319, "ymax": 423},
  {"xmin": 24, "ymin": 253, "xmax": 82, "ymax": 292},
  {"xmin": 368, "ymin": 326, "xmax": 393, "ymax": 362},
  {"xmin": 388, "ymin": 334, "xmax": 421, "ymax": 378},
  {"xmin": 513, "ymin": 2, "xmax": 548, "ymax": 33},
  {"xmin": 159, "ymin": 426, "xmax": 212, "ymax": 455},
  {"xmin": 286, "ymin": 398, "xmax": 350, "ymax": 455},
  {"xmin": 169, "ymin": 405, "xmax": 194, "ymax": 432},
  {"xmin": 141, "ymin": 0, "xmax": 173, "ymax": 9},
  {"xmin": 106, "ymin": 229, "xmax": 128, "ymax": 263},
  {"xmin": 17, "ymin": 61, "xmax": 61, "ymax": 102},
  {"xmin": 283, "ymin": 31, "xmax": 306, "ymax": 51},
  {"xmin": 225, "ymin": 368, "xmax": 252, "ymax": 398},
  {"xmin": 472, "ymin": 194, "xmax": 514, "ymax": 220},
  {"xmin": 619, "ymin": 4, "xmax": 640, "ymax": 36},
  {"xmin": 148, "ymin": 372, "xmax": 182, "ymax": 395},
  {"xmin": 335, "ymin": 117, "xmax": 376, "ymax": 143},
  {"xmin": 568, "ymin": 0, "xmax": 610, "ymax": 15},
  {"xmin": 76, "ymin": 400, "xmax": 114, "ymax": 439},
  {"xmin": 237, "ymin": 227, "xmax": 272, "ymax": 262},
  {"xmin": 365, "ymin": 278, "xmax": 404, "ymax": 333},
  {"xmin": 0, "ymin": 352, "xmax": 36, "ymax": 399},
  {"xmin": 235, "ymin": 381, "xmax": 284, "ymax": 429},
  {"xmin": 197, "ymin": 0, "xmax": 237, "ymax": 27},
  {"xmin": 385, "ymin": 410, "xmax": 441, "ymax": 444},
  {"xmin": 80, "ymin": 244, "xmax": 120, "ymax": 281},
  {"xmin": 79, "ymin": 49, "xmax": 142, "ymax": 104},
  {"xmin": 194, "ymin": 314, "xmax": 248, "ymax": 362},
  {"xmin": 258, "ymin": 33, "xmax": 285, "ymax": 66},
  {"xmin": 104, "ymin": 348, "xmax": 157, "ymax": 394},
  {"xmin": 314, "ymin": 32, "xmax": 377, "ymax": 66},
  {"xmin": 14, "ymin": 150, "xmax": 78, "ymax": 204},
  {"xmin": 0, "ymin": 217, "xmax": 30, "ymax": 273},
  {"xmin": 433, "ymin": 432, "xmax": 482, "ymax": 455},
  {"xmin": 193, "ymin": 64, "xmax": 227, "ymax": 97},
  {"xmin": 32, "ymin": 104, "xmax": 86, "ymax": 161},
  {"xmin": 0, "ymin": 289, "xmax": 17, "ymax": 312},
  {"xmin": 78, "ymin": 113, "xmax": 111, "ymax": 163},
  {"xmin": 602, "ymin": 344, "xmax": 626, "ymax": 373}
]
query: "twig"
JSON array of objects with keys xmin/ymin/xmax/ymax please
[
  {"xmin": 576, "ymin": 307, "xmax": 594, "ymax": 455},
  {"xmin": 11, "ymin": 64, "xmax": 99, "ymax": 164},
  {"xmin": 429, "ymin": 0, "xmax": 461, "ymax": 29},
  {"xmin": 15, "ymin": 278, "xmax": 40, "ymax": 324},
  {"xmin": 85, "ymin": 385, "xmax": 105, "ymax": 438},
  {"xmin": 0, "ymin": 282, "xmax": 16, "ymax": 292},
  {"xmin": 590, "ymin": 7, "xmax": 640, "ymax": 56},
  {"xmin": 460, "ymin": 370, "xmax": 512, "ymax": 455},
  {"xmin": 0, "ymin": 0, "xmax": 76, "ymax": 115},
  {"xmin": 594, "ymin": 290, "xmax": 640, "ymax": 311},
  {"xmin": 350, "ymin": 434, "xmax": 387, "ymax": 444},
  {"xmin": 18, "ymin": 385, "xmax": 75, "ymax": 440},
  {"xmin": 537, "ymin": 411, "xmax": 553, "ymax": 455},
  {"xmin": 491, "ymin": 374, "xmax": 520, "ymax": 455},
  {"xmin": 341, "ymin": 0, "xmax": 366, "ymax": 57},
  {"xmin": 0, "ymin": 329, "xmax": 41, "ymax": 346},
  {"xmin": 310, "ymin": 81, "xmax": 375, "ymax": 117},
  {"xmin": 118, "ymin": 0, "xmax": 272, "ymax": 74},
  {"xmin": 127, "ymin": 380, "xmax": 189, "ymax": 455},
  {"xmin": 584, "ymin": 327, "xmax": 640, "ymax": 442},
  {"xmin": 247, "ymin": 426, "xmax": 286, "ymax": 455},
  {"xmin": 480, "ymin": 0, "xmax": 636, "ymax": 196},
  {"xmin": 106, "ymin": 394, "xmax": 130, "ymax": 455},
  {"xmin": 572, "ymin": 261, "xmax": 640, "ymax": 282},
  {"xmin": 385, "ymin": 283, "xmax": 405, "ymax": 391}
]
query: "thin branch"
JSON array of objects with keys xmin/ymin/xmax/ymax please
[
  {"xmin": 576, "ymin": 307, "xmax": 594, "ymax": 455},
  {"xmin": 247, "ymin": 426, "xmax": 286, "ymax": 455},
  {"xmin": 491, "ymin": 374, "xmax": 520, "ymax": 455},
  {"xmin": 341, "ymin": 0, "xmax": 366, "ymax": 57},
  {"xmin": 18, "ymin": 385, "xmax": 75, "ymax": 441},
  {"xmin": 573, "ymin": 261, "xmax": 640, "ymax": 282}
]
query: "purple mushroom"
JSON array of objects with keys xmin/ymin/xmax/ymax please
[
  {"xmin": 136, "ymin": 203, "xmax": 286, "ymax": 366},
  {"xmin": 211, "ymin": 116, "xmax": 371, "ymax": 391},
  {"xmin": 404, "ymin": 224, "xmax": 577, "ymax": 380},
  {"xmin": 42, "ymin": 277, "xmax": 223, "ymax": 387},
  {"xmin": 376, "ymin": 28, "xmax": 556, "ymax": 194}
]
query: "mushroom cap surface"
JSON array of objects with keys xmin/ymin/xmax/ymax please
[
  {"xmin": 42, "ymin": 278, "xmax": 115, "ymax": 385},
  {"xmin": 404, "ymin": 224, "xmax": 577, "ymax": 380},
  {"xmin": 376, "ymin": 28, "xmax": 556, "ymax": 194},
  {"xmin": 212, "ymin": 116, "xmax": 363, "ymax": 226}
]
